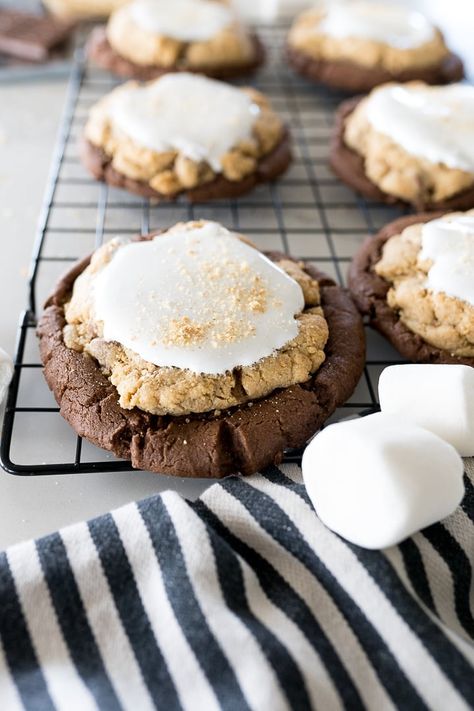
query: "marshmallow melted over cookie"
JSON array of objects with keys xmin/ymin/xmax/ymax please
[
  {"xmin": 130, "ymin": 0, "xmax": 233, "ymax": 42},
  {"xmin": 366, "ymin": 83, "xmax": 474, "ymax": 173},
  {"xmin": 107, "ymin": 73, "xmax": 260, "ymax": 172},
  {"xmin": 420, "ymin": 214, "xmax": 474, "ymax": 306},
  {"xmin": 319, "ymin": 1, "xmax": 435, "ymax": 50},
  {"xmin": 93, "ymin": 222, "xmax": 305, "ymax": 375}
]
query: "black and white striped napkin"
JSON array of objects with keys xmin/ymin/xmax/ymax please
[{"xmin": 0, "ymin": 461, "xmax": 473, "ymax": 711}]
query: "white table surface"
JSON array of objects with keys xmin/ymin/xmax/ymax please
[
  {"xmin": 0, "ymin": 1, "xmax": 473, "ymax": 549},
  {"xmin": 0, "ymin": 80, "xmax": 216, "ymax": 549}
]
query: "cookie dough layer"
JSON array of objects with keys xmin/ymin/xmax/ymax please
[
  {"xmin": 62, "ymin": 232, "xmax": 329, "ymax": 416},
  {"xmin": 38, "ymin": 244, "xmax": 365, "ymax": 478},
  {"xmin": 44, "ymin": 0, "xmax": 126, "ymax": 19},
  {"xmin": 88, "ymin": 25, "xmax": 264, "ymax": 81},
  {"xmin": 349, "ymin": 213, "xmax": 474, "ymax": 365},
  {"xmin": 82, "ymin": 85, "xmax": 290, "ymax": 202},
  {"xmin": 375, "ymin": 215, "xmax": 474, "ymax": 357},
  {"xmin": 330, "ymin": 97, "xmax": 474, "ymax": 211},
  {"xmin": 109, "ymin": 3, "xmax": 256, "ymax": 68}
]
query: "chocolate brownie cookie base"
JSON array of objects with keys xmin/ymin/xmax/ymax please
[
  {"xmin": 286, "ymin": 44, "xmax": 464, "ymax": 94},
  {"xmin": 81, "ymin": 131, "xmax": 292, "ymax": 203},
  {"xmin": 87, "ymin": 25, "xmax": 265, "ymax": 80},
  {"xmin": 349, "ymin": 213, "xmax": 474, "ymax": 367},
  {"xmin": 38, "ymin": 245, "xmax": 365, "ymax": 478},
  {"xmin": 330, "ymin": 98, "xmax": 474, "ymax": 212}
]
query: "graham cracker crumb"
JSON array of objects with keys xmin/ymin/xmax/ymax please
[{"xmin": 162, "ymin": 316, "xmax": 210, "ymax": 348}]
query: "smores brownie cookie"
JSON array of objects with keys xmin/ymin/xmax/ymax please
[
  {"xmin": 287, "ymin": 1, "xmax": 463, "ymax": 93},
  {"xmin": 44, "ymin": 0, "xmax": 126, "ymax": 19},
  {"xmin": 331, "ymin": 82, "xmax": 474, "ymax": 211},
  {"xmin": 38, "ymin": 221, "xmax": 365, "ymax": 477},
  {"xmin": 88, "ymin": 0, "xmax": 263, "ymax": 80},
  {"xmin": 81, "ymin": 72, "xmax": 291, "ymax": 202},
  {"xmin": 349, "ymin": 211, "xmax": 474, "ymax": 365}
]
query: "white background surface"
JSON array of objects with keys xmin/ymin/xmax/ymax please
[{"xmin": 0, "ymin": 0, "xmax": 473, "ymax": 549}]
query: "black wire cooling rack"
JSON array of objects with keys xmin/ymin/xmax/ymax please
[{"xmin": 1, "ymin": 24, "xmax": 409, "ymax": 476}]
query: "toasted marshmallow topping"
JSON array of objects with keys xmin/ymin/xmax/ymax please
[
  {"xmin": 93, "ymin": 222, "xmax": 305, "ymax": 375},
  {"xmin": 420, "ymin": 213, "xmax": 474, "ymax": 307},
  {"xmin": 107, "ymin": 73, "xmax": 259, "ymax": 172},
  {"xmin": 319, "ymin": 1, "xmax": 435, "ymax": 50},
  {"xmin": 365, "ymin": 83, "xmax": 474, "ymax": 173},
  {"xmin": 129, "ymin": 0, "xmax": 233, "ymax": 43}
]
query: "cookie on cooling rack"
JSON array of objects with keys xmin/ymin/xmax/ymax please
[
  {"xmin": 87, "ymin": 0, "xmax": 264, "ymax": 80},
  {"xmin": 43, "ymin": 0, "xmax": 126, "ymax": 19},
  {"xmin": 330, "ymin": 82, "xmax": 474, "ymax": 212},
  {"xmin": 286, "ymin": 0, "xmax": 463, "ymax": 93},
  {"xmin": 81, "ymin": 72, "xmax": 291, "ymax": 202},
  {"xmin": 349, "ymin": 210, "xmax": 474, "ymax": 365},
  {"xmin": 38, "ymin": 220, "xmax": 365, "ymax": 478}
]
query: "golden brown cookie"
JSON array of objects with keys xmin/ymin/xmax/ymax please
[
  {"xmin": 87, "ymin": 0, "xmax": 264, "ymax": 80},
  {"xmin": 81, "ymin": 75, "xmax": 292, "ymax": 202},
  {"xmin": 330, "ymin": 91, "xmax": 474, "ymax": 211},
  {"xmin": 349, "ymin": 212, "xmax": 474, "ymax": 365},
  {"xmin": 286, "ymin": 3, "xmax": 463, "ymax": 93},
  {"xmin": 44, "ymin": 0, "xmax": 126, "ymax": 19}
]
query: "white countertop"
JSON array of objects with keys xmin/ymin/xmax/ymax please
[
  {"xmin": 0, "ymin": 1, "xmax": 473, "ymax": 549},
  {"xmin": 0, "ymin": 79, "xmax": 211, "ymax": 549}
]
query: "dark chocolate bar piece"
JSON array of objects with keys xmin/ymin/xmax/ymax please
[{"xmin": 0, "ymin": 9, "xmax": 73, "ymax": 63}]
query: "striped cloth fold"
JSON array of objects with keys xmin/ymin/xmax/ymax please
[{"xmin": 0, "ymin": 461, "xmax": 473, "ymax": 711}]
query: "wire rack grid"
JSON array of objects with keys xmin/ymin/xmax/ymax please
[{"xmin": 1, "ymin": 24, "xmax": 408, "ymax": 476}]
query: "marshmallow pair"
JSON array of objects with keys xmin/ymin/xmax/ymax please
[{"xmin": 302, "ymin": 364, "xmax": 471, "ymax": 549}]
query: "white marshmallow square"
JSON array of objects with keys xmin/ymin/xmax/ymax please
[
  {"xmin": 302, "ymin": 413, "xmax": 464, "ymax": 549},
  {"xmin": 379, "ymin": 364, "xmax": 474, "ymax": 456}
]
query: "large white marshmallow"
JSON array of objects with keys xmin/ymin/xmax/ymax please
[
  {"xmin": 0, "ymin": 347, "xmax": 13, "ymax": 405},
  {"xmin": 302, "ymin": 413, "xmax": 464, "ymax": 549},
  {"xmin": 379, "ymin": 364, "xmax": 474, "ymax": 457}
]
